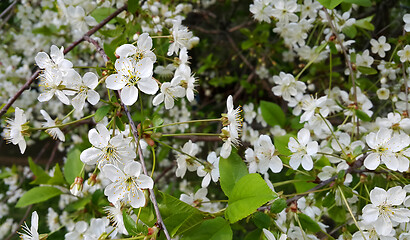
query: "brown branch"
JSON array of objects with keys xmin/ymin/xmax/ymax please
[
  {"xmin": 0, "ymin": 5, "xmax": 127, "ymax": 118},
  {"xmin": 224, "ymin": 31, "xmax": 254, "ymax": 70},
  {"xmin": 0, "ymin": 0, "xmax": 17, "ymax": 19},
  {"xmin": 170, "ymin": 135, "xmax": 221, "ymax": 142}
]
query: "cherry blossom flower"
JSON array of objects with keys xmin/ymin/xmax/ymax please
[
  {"xmin": 404, "ymin": 14, "xmax": 410, "ymax": 32},
  {"xmin": 37, "ymin": 69, "xmax": 77, "ymax": 105},
  {"xmin": 103, "ymin": 161, "xmax": 154, "ymax": 208},
  {"xmin": 66, "ymin": 6, "xmax": 98, "ymax": 37},
  {"xmin": 104, "ymin": 202, "xmax": 128, "ymax": 235},
  {"xmin": 271, "ymin": 72, "xmax": 306, "ymax": 102},
  {"xmin": 370, "ymin": 36, "xmax": 391, "ymax": 58},
  {"xmin": 362, "ymin": 186, "xmax": 410, "ymax": 236},
  {"xmin": 249, "ymin": 0, "xmax": 274, "ymax": 23},
  {"xmin": 180, "ymin": 188, "xmax": 212, "ymax": 212},
  {"xmin": 115, "ymin": 33, "xmax": 156, "ymax": 62},
  {"xmin": 18, "ymin": 211, "xmax": 39, "ymax": 240},
  {"xmin": 222, "ymin": 95, "xmax": 243, "ymax": 138},
  {"xmin": 80, "ymin": 124, "xmax": 136, "ymax": 168},
  {"xmin": 40, "ymin": 109, "xmax": 65, "ymax": 142},
  {"xmin": 220, "ymin": 126, "xmax": 241, "ymax": 159},
  {"xmin": 175, "ymin": 140, "xmax": 200, "ymax": 178},
  {"xmin": 398, "ymin": 45, "xmax": 410, "ymax": 63},
  {"xmin": 35, "ymin": 45, "xmax": 73, "ymax": 75},
  {"xmin": 254, "ymin": 135, "xmax": 282, "ymax": 173},
  {"xmin": 152, "ymin": 78, "xmax": 185, "ymax": 109},
  {"xmin": 65, "ymin": 221, "xmax": 88, "ymax": 240},
  {"xmin": 272, "ymin": 0, "xmax": 298, "ymax": 23},
  {"xmin": 364, "ymin": 128, "xmax": 409, "ymax": 171},
  {"xmin": 4, "ymin": 107, "xmax": 28, "ymax": 154},
  {"xmin": 105, "ymin": 58, "xmax": 158, "ymax": 106},
  {"xmin": 288, "ymin": 128, "xmax": 318, "ymax": 170},
  {"xmin": 71, "ymin": 72, "xmax": 100, "ymax": 111},
  {"xmin": 263, "ymin": 228, "xmax": 287, "ymax": 240},
  {"xmin": 197, "ymin": 152, "xmax": 220, "ymax": 188},
  {"xmin": 168, "ymin": 19, "xmax": 195, "ymax": 56}
]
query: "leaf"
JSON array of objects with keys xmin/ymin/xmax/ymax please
[
  {"xmin": 152, "ymin": 115, "xmax": 164, "ymax": 127},
  {"xmin": 317, "ymin": 0, "xmax": 343, "ymax": 9},
  {"xmin": 357, "ymin": 66, "xmax": 377, "ymax": 75},
  {"xmin": 323, "ymin": 192, "xmax": 335, "ymax": 207},
  {"xmin": 252, "ymin": 212, "xmax": 271, "ymax": 229},
  {"xmin": 328, "ymin": 206, "xmax": 346, "ymax": 223},
  {"xmin": 48, "ymin": 163, "xmax": 67, "ymax": 186},
  {"xmin": 0, "ymin": 104, "xmax": 14, "ymax": 114},
  {"xmin": 343, "ymin": 0, "xmax": 371, "ymax": 6},
  {"xmin": 16, "ymin": 186, "xmax": 62, "ymax": 208},
  {"xmin": 298, "ymin": 213, "xmax": 321, "ymax": 233},
  {"xmin": 225, "ymin": 173, "xmax": 277, "ymax": 223},
  {"xmin": 28, "ymin": 157, "xmax": 51, "ymax": 185},
  {"xmin": 137, "ymin": 202, "xmax": 156, "ymax": 226},
  {"xmin": 91, "ymin": 7, "xmax": 117, "ymax": 23},
  {"xmin": 158, "ymin": 192, "xmax": 205, "ymax": 236},
  {"xmin": 274, "ymin": 134, "xmax": 294, "ymax": 156},
  {"xmin": 270, "ymin": 198, "xmax": 287, "ymax": 213},
  {"xmin": 115, "ymin": 116, "xmax": 125, "ymax": 131},
  {"xmin": 181, "ymin": 217, "xmax": 233, "ymax": 240},
  {"xmin": 342, "ymin": 25, "xmax": 357, "ymax": 38},
  {"xmin": 64, "ymin": 148, "xmax": 84, "ymax": 184},
  {"xmin": 354, "ymin": 16, "xmax": 375, "ymax": 31},
  {"xmin": 104, "ymin": 42, "xmax": 116, "ymax": 62},
  {"xmin": 241, "ymin": 40, "xmax": 253, "ymax": 50},
  {"xmin": 355, "ymin": 109, "xmax": 371, "ymax": 122},
  {"xmin": 65, "ymin": 196, "xmax": 91, "ymax": 212},
  {"xmin": 95, "ymin": 105, "xmax": 112, "ymax": 122},
  {"xmin": 219, "ymin": 152, "xmax": 248, "ymax": 197},
  {"xmin": 260, "ymin": 101, "xmax": 286, "ymax": 128},
  {"xmin": 127, "ymin": 0, "xmax": 139, "ymax": 15},
  {"xmin": 123, "ymin": 210, "xmax": 139, "ymax": 235}
]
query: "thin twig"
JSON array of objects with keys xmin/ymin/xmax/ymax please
[
  {"xmin": 0, "ymin": 5, "xmax": 127, "ymax": 118},
  {"xmin": 323, "ymin": 9, "xmax": 360, "ymax": 137},
  {"xmin": 86, "ymin": 35, "xmax": 171, "ymax": 240},
  {"xmin": 0, "ymin": 0, "xmax": 17, "ymax": 19},
  {"xmin": 45, "ymin": 141, "xmax": 59, "ymax": 171},
  {"xmin": 84, "ymin": 36, "xmax": 109, "ymax": 63}
]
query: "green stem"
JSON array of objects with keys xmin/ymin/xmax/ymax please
[
  {"xmin": 162, "ymin": 133, "xmax": 220, "ymax": 137},
  {"xmin": 31, "ymin": 114, "xmax": 95, "ymax": 131},
  {"xmin": 153, "ymin": 138, "xmax": 205, "ymax": 166},
  {"xmin": 319, "ymin": 112, "xmax": 347, "ymax": 157},
  {"xmin": 272, "ymin": 179, "xmax": 306, "ymax": 187},
  {"xmin": 295, "ymin": 42, "xmax": 327, "ymax": 80},
  {"xmin": 294, "ymin": 213, "xmax": 308, "ymax": 240},
  {"xmin": 282, "ymin": 163, "xmax": 310, "ymax": 176},
  {"xmin": 338, "ymin": 186, "xmax": 366, "ymax": 240},
  {"xmin": 151, "ymin": 147, "xmax": 156, "ymax": 178},
  {"xmin": 145, "ymin": 118, "xmax": 221, "ymax": 131},
  {"xmin": 61, "ymin": 109, "xmax": 75, "ymax": 121}
]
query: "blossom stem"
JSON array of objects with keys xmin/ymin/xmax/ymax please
[
  {"xmin": 162, "ymin": 133, "xmax": 220, "ymax": 137},
  {"xmin": 31, "ymin": 114, "xmax": 95, "ymax": 131},
  {"xmin": 272, "ymin": 179, "xmax": 306, "ymax": 187},
  {"xmin": 144, "ymin": 118, "xmax": 222, "ymax": 131},
  {"xmin": 338, "ymin": 186, "xmax": 366, "ymax": 239},
  {"xmin": 150, "ymin": 147, "xmax": 156, "ymax": 178},
  {"xmin": 153, "ymin": 138, "xmax": 205, "ymax": 166},
  {"xmin": 61, "ymin": 109, "xmax": 75, "ymax": 121},
  {"xmin": 156, "ymin": 55, "xmax": 178, "ymax": 62},
  {"xmin": 294, "ymin": 213, "xmax": 308, "ymax": 240},
  {"xmin": 282, "ymin": 163, "xmax": 310, "ymax": 176},
  {"xmin": 295, "ymin": 42, "xmax": 327, "ymax": 80},
  {"xmin": 282, "ymin": 187, "xmax": 332, "ymax": 197},
  {"xmin": 318, "ymin": 112, "xmax": 347, "ymax": 157}
]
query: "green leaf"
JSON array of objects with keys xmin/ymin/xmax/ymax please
[
  {"xmin": 65, "ymin": 196, "xmax": 91, "ymax": 212},
  {"xmin": 115, "ymin": 116, "xmax": 125, "ymax": 131},
  {"xmin": 225, "ymin": 173, "xmax": 277, "ymax": 223},
  {"xmin": 123, "ymin": 210, "xmax": 139, "ymax": 235},
  {"xmin": 274, "ymin": 134, "xmax": 294, "ymax": 156},
  {"xmin": 64, "ymin": 148, "xmax": 84, "ymax": 184},
  {"xmin": 16, "ymin": 186, "xmax": 62, "ymax": 208},
  {"xmin": 158, "ymin": 192, "xmax": 205, "ymax": 236},
  {"xmin": 138, "ymin": 201, "xmax": 156, "ymax": 226},
  {"xmin": 28, "ymin": 157, "xmax": 51, "ymax": 185},
  {"xmin": 357, "ymin": 66, "xmax": 377, "ymax": 75},
  {"xmin": 32, "ymin": 25, "xmax": 58, "ymax": 36},
  {"xmin": 219, "ymin": 152, "xmax": 248, "ymax": 197},
  {"xmin": 342, "ymin": 25, "xmax": 357, "ymax": 38},
  {"xmin": 328, "ymin": 206, "xmax": 346, "ymax": 223},
  {"xmin": 127, "ymin": 0, "xmax": 139, "ymax": 15},
  {"xmin": 328, "ymin": 42, "xmax": 338, "ymax": 55},
  {"xmin": 244, "ymin": 229, "xmax": 262, "ymax": 240},
  {"xmin": 252, "ymin": 212, "xmax": 271, "ymax": 229},
  {"xmin": 343, "ymin": 0, "xmax": 371, "ymax": 6},
  {"xmin": 0, "ymin": 171, "xmax": 12, "ymax": 179},
  {"xmin": 241, "ymin": 40, "xmax": 253, "ymax": 50},
  {"xmin": 95, "ymin": 105, "xmax": 112, "ymax": 122},
  {"xmin": 181, "ymin": 217, "xmax": 233, "ymax": 240},
  {"xmin": 152, "ymin": 115, "xmax": 164, "ymax": 127},
  {"xmin": 355, "ymin": 109, "xmax": 371, "ymax": 122},
  {"xmin": 298, "ymin": 213, "xmax": 321, "ymax": 233},
  {"xmin": 354, "ymin": 16, "xmax": 375, "ymax": 31},
  {"xmin": 260, "ymin": 101, "xmax": 286, "ymax": 128},
  {"xmin": 48, "ymin": 163, "xmax": 67, "ymax": 186},
  {"xmin": 104, "ymin": 42, "xmax": 117, "ymax": 62},
  {"xmin": 91, "ymin": 7, "xmax": 117, "ymax": 23},
  {"xmin": 270, "ymin": 198, "xmax": 287, "ymax": 213},
  {"xmin": 317, "ymin": 0, "xmax": 343, "ymax": 9}
]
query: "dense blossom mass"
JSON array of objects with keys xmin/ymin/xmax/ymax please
[{"xmin": 0, "ymin": 0, "xmax": 409, "ymax": 240}]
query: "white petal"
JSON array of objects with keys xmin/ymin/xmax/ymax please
[
  {"xmin": 86, "ymin": 90, "xmax": 100, "ymax": 105},
  {"xmin": 106, "ymin": 74, "xmax": 126, "ymax": 90},
  {"xmin": 137, "ymin": 77, "xmax": 158, "ymax": 95},
  {"xmin": 83, "ymin": 72, "xmax": 98, "ymax": 89},
  {"xmin": 121, "ymin": 85, "xmax": 139, "ymax": 106}
]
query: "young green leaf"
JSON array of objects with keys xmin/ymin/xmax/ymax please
[
  {"xmin": 225, "ymin": 173, "xmax": 277, "ymax": 223},
  {"xmin": 28, "ymin": 157, "xmax": 51, "ymax": 185},
  {"xmin": 16, "ymin": 186, "xmax": 62, "ymax": 208},
  {"xmin": 298, "ymin": 213, "xmax": 321, "ymax": 233},
  {"xmin": 182, "ymin": 217, "xmax": 233, "ymax": 240},
  {"xmin": 270, "ymin": 198, "xmax": 287, "ymax": 213},
  {"xmin": 219, "ymin": 152, "xmax": 248, "ymax": 198},
  {"xmin": 123, "ymin": 210, "xmax": 139, "ymax": 235},
  {"xmin": 260, "ymin": 100, "xmax": 286, "ymax": 128},
  {"xmin": 64, "ymin": 148, "xmax": 84, "ymax": 184},
  {"xmin": 317, "ymin": 0, "xmax": 343, "ymax": 9},
  {"xmin": 95, "ymin": 105, "xmax": 113, "ymax": 122}
]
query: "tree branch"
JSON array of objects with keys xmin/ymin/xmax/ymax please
[{"xmin": 0, "ymin": 5, "xmax": 127, "ymax": 118}]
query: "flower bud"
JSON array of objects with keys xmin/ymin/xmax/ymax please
[{"xmin": 70, "ymin": 177, "xmax": 84, "ymax": 196}]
